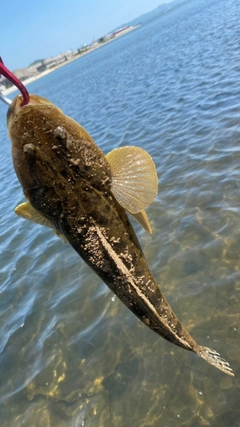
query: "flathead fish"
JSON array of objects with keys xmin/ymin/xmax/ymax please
[{"xmin": 5, "ymin": 91, "xmax": 234, "ymax": 377}]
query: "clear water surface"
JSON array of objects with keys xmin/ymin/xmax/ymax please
[{"xmin": 0, "ymin": 0, "xmax": 239, "ymax": 425}]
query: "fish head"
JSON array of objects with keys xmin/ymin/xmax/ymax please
[
  {"xmin": 7, "ymin": 94, "xmax": 55, "ymax": 130},
  {"xmin": 7, "ymin": 94, "xmax": 112, "ymax": 223}
]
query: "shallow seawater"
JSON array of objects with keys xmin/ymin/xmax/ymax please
[{"xmin": 0, "ymin": 0, "xmax": 240, "ymax": 425}]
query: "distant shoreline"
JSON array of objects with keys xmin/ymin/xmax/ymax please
[{"xmin": 3, "ymin": 25, "xmax": 140, "ymax": 96}]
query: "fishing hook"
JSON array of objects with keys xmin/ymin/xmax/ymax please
[{"xmin": 0, "ymin": 57, "xmax": 30, "ymax": 106}]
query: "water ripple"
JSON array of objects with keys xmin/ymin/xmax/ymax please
[{"xmin": 0, "ymin": 0, "xmax": 240, "ymax": 425}]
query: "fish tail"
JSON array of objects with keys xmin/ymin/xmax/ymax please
[{"xmin": 198, "ymin": 346, "xmax": 234, "ymax": 376}]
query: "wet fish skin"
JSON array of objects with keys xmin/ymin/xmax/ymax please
[{"xmin": 7, "ymin": 94, "xmax": 234, "ymax": 376}]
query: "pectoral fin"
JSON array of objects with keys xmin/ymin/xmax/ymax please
[
  {"xmin": 106, "ymin": 146, "xmax": 158, "ymax": 215},
  {"xmin": 15, "ymin": 202, "xmax": 67, "ymax": 242},
  {"xmin": 15, "ymin": 202, "xmax": 52, "ymax": 227}
]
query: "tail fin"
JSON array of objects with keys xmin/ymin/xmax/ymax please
[{"xmin": 199, "ymin": 346, "xmax": 234, "ymax": 376}]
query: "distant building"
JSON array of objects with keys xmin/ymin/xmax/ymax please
[
  {"xmin": 104, "ymin": 26, "xmax": 132, "ymax": 41},
  {"xmin": 0, "ymin": 50, "xmax": 78, "ymax": 92},
  {"xmin": 112, "ymin": 26, "xmax": 131, "ymax": 37},
  {"xmin": 13, "ymin": 68, "xmax": 36, "ymax": 81},
  {"xmin": 63, "ymin": 50, "xmax": 75, "ymax": 60},
  {"xmin": 37, "ymin": 52, "xmax": 75, "ymax": 73}
]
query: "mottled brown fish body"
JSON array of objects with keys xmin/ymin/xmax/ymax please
[
  {"xmin": 9, "ymin": 98, "xmax": 194, "ymax": 350},
  {"xmin": 7, "ymin": 95, "xmax": 234, "ymax": 376}
]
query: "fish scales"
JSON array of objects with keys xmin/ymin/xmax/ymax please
[
  {"xmin": 9, "ymin": 99, "xmax": 196, "ymax": 349},
  {"xmin": 7, "ymin": 94, "xmax": 234, "ymax": 376}
]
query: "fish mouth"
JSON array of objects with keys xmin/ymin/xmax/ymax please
[
  {"xmin": 7, "ymin": 94, "xmax": 55, "ymax": 131},
  {"xmin": 7, "ymin": 95, "xmax": 23, "ymax": 130}
]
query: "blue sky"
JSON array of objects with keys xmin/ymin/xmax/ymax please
[{"xmin": 1, "ymin": 0, "xmax": 174, "ymax": 71}]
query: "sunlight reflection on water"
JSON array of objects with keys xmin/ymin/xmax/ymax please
[{"xmin": 0, "ymin": 0, "xmax": 239, "ymax": 425}]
